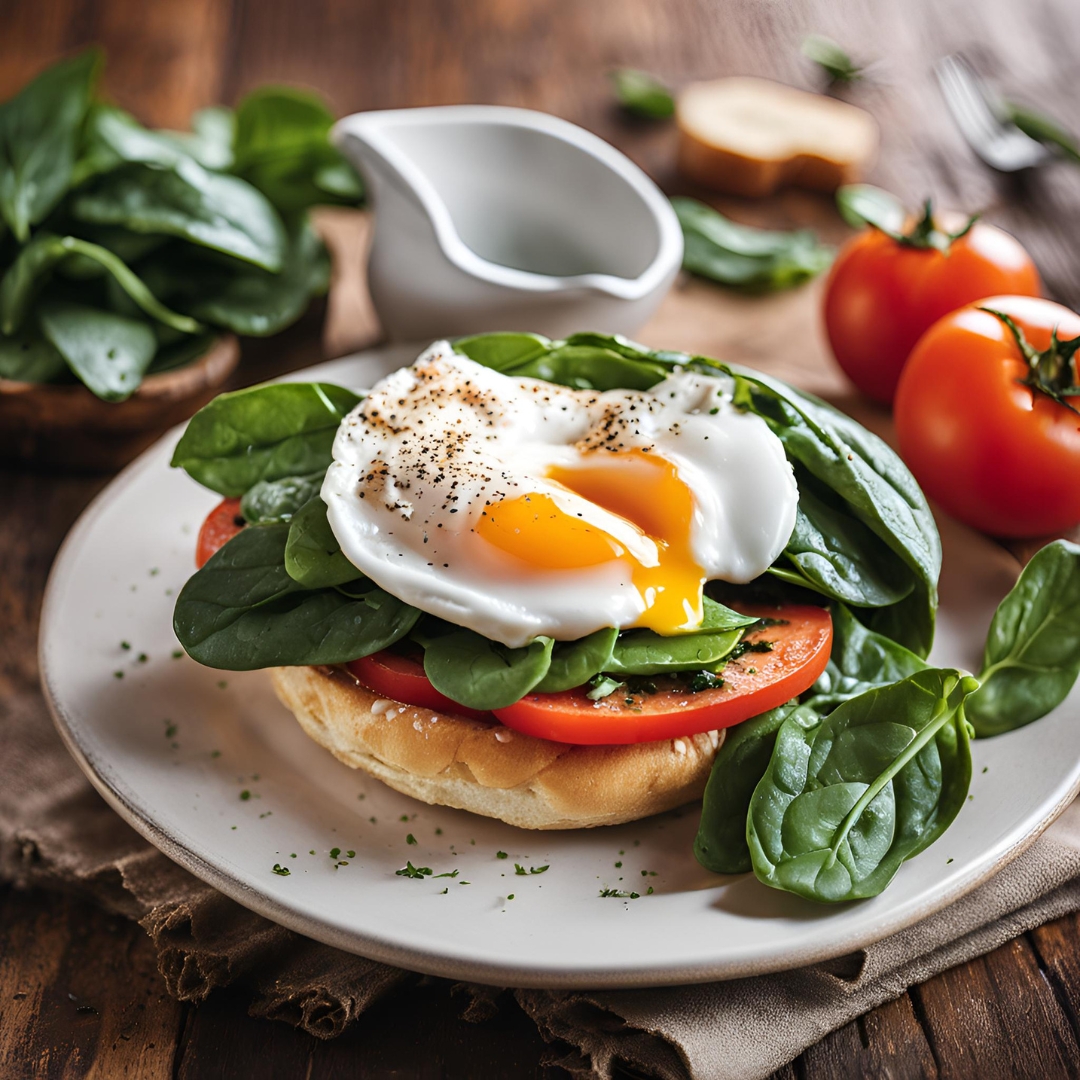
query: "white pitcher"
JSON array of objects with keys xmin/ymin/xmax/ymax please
[{"xmin": 332, "ymin": 106, "xmax": 683, "ymax": 342}]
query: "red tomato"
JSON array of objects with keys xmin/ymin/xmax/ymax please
[
  {"xmin": 195, "ymin": 498, "xmax": 245, "ymax": 568},
  {"xmin": 824, "ymin": 214, "xmax": 1040, "ymax": 404},
  {"xmin": 347, "ymin": 605, "xmax": 831, "ymax": 745},
  {"xmin": 493, "ymin": 604, "xmax": 832, "ymax": 745},
  {"xmin": 895, "ymin": 295, "xmax": 1080, "ymax": 537},
  {"xmin": 347, "ymin": 652, "xmax": 493, "ymax": 722}
]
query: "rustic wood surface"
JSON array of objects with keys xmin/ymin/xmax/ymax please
[{"xmin": 3, "ymin": 0, "xmax": 1080, "ymax": 1077}]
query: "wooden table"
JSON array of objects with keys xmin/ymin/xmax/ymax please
[{"xmin": 4, "ymin": 0, "xmax": 1080, "ymax": 1076}]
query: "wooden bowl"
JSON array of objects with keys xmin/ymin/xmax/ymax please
[{"xmin": 0, "ymin": 334, "xmax": 240, "ymax": 472}]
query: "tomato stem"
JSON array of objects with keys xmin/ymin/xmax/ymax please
[
  {"xmin": 883, "ymin": 199, "xmax": 979, "ymax": 254},
  {"xmin": 979, "ymin": 306, "xmax": 1080, "ymax": 414}
]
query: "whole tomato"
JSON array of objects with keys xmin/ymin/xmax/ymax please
[
  {"xmin": 824, "ymin": 206, "xmax": 1040, "ymax": 404},
  {"xmin": 894, "ymin": 295, "xmax": 1080, "ymax": 538}
]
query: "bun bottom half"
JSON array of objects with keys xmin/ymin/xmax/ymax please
[{"xmin": 269, "ymin": 665, "xmax": 725, "ymax": 830}]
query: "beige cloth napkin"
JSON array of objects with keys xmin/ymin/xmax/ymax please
[{"xmin": 6, "ymin": 677, "xmax": 1080, "ymax": 1080}]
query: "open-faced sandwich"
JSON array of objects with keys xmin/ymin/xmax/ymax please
[{"xmin": 170, "ymin": 332, "xmax": 1080, "ymax": 903}]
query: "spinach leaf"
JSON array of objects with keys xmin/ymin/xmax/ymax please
[
  {"xmin": 747, "ymin": 668, "xmax": 977, "ymax": 902},
  {"xmin": 37, "ymin": 301, "xmax": 156, "ymax": 401},
  {"xmin": 174, "ymin": 106, "xmax": 236, "ymax": 170},
  {"xmin": 0, "ymin": 50, "xmax": 99, "ymax": 241},
  {"xmin": 836, "ymin": 184, "xmax": 906, "ymax": 232},
  {"xmin": 170, "ymin": 381, "xmax": 360, "ymax": 496},
  {"xmin": 452, "ymin": 332, "xmax": 552, "ymax": 371},
  {"xmin": 609, "ymin": 69, "xmax": 675, "ymax": 119},
  {"xmin": 560, "ymin": 331, "xmax": 686, "ymax": 367},
  {"xmin": 968, "ymin": 540, "xmax": 1080, "ymax": 736},
  {"xmin": 1005, "ymin": 103, "xmax": 1080, "ymax": 166},
  {"xmin": 801, "ymin": 35, "xmax": 863, "ymax": 85},
  {"xmin": 700, "ymin": 596, "xmax": 761, "ymax": 632},
  {"xmin": 70, "ymin": 161, "xmax": 286, "ymax": 273},
  {"xmin": 606, "ymin": 625, "xmax": 743, "ymax": 675},
  {"xmin": 416, "ymin": 625, "xmax": 554, "ymax": 711},
  {"xmin": 510, "ymin": 344, "xmax": 668, "ymax": 390},
  {"xmin": 173, "ymin": 524, "xmax": 417, "ymax": 669},
  {"xmin": 809, "ymin": 603, "xmax": 928, "ymax": 711},
  {"xmin": 722, "ymin": 365, "xmax": 940, "ymax": 657},
  {"xmin": 694, "ymin": 703, "xmax": 805, "ymax": 874},
  {"xmin": 141, "ymin": 218, "xmax": 330, "ymax": 336},
  {"xmin": 81, "ymin": 103, "xmax": 236, "ymax": 175},
  {"xmin": 176, "ymin": 523, "xmax": 298, "ymax": 635},
  {"xmin": 673, "ymin": 198, "xmax": 833, "ymax": 291},
  {"xmin": 192, "ymin": 584, "xmax": 418, "ymax": 670},
  {"xmin": 284, "ymin": 495, "xmax": 362, "ymax": 587},
  {"xmin": 74, "ymin": 103, "xmax": 196, "ymax": 180},
  {"xmin": 58, "ymin": 226, "xmax": 168, "ymax": 279},
  {"xmin": 0, "ymin": 327, "xmax": 67, "ymax": 382},
  {"xmin": 232, "ymin": 86, "xmax": 363, "ymax": 215},
  {"xmin": 772, "ymin": 484, "xmax": 913, "ymax": 608},
  {"xmin": 533, "ymin": 627, "xmax": 618, "ymax": 693},
  {"xmin": 585, "ymin": 598, "xmax": 752, "ymax": 683},
  {"xmin": 241, "ymin": 471, "xmax": 325, "ymax": 525},
  {"xmin": 0, "ymin": 233, "xmax": 200, "ymax": 336},
  {"xmin": 75, "ymin": 101, "xmax": 232, "ymax": 180}
]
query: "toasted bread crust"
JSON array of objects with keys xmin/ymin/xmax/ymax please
[
  {"xmin": 269, "ymin": 665, "xmax": 724, "ymax": 830},
  {"xmin": 676, "ymin": 76, "xmax": 878, "ymax": 196}
]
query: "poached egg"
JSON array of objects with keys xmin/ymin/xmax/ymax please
[{"xmin": 322, "ymin": 342, "xmax": 797, "ymax": 647}]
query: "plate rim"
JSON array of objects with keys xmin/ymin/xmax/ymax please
[{"xmin": 37, "ymin": 350, "xmax": 1080, "ymax": 989}]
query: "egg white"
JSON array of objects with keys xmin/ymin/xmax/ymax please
[{"xmin": 322, "ymin": 341, "xmax": 798, "ymax": 647}]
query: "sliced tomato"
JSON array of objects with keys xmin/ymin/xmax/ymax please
[
  {"xmin": 347, "ymin": 652, "xmax": 493, "ymax": 722},
  {"xmin": 195, "ymin": 498, "xmax": 245, "ymax": 568},
  {"xmin": 348, "ymin": 603, "xmax": 832, "ymax": 745},
  {"xmin": 493, "ymin": 604, "xmax": 832, "ymax": 745}
]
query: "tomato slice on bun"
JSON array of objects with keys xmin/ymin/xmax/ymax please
[{"xmin": 348, "ymin": 604, "xmax": 832, "ymax": 745}]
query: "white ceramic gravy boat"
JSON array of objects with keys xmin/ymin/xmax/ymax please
[{"xmin": 332, "ymin": 106, "xmax": 683, "ymax": 341}]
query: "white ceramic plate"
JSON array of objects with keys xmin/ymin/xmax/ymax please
[{"xmin": 40, "ymin": 347, "xmax": 1080, "ymax": 989}]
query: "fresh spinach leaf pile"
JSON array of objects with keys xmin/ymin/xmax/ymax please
[
  {"xmin": 170, "ymin": 330, "xmax": 1080, "ymax": 903},
  {"xmin": 0, "ymin": 51, "xmax": 362, "ymax": 400}
]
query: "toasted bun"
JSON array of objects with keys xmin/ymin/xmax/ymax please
[
  {"xmin": 269, "ymin": 665, "xmax": 724, "ymax": 830},
  {"xmin": 676, "ymin": 76, "xmax": 878, "ymax": 196}
]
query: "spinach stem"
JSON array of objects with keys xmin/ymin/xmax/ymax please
[{"xmin": 825, "ymin": 675, "xmax": 959, "ymax": 867}]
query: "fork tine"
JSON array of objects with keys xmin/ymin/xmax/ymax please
[
  {"xmin": 937, "ymin": 56, "xmax": 1000, "ymax": 142},
  {"xmin": 935, "ymin": 53, "xmax": 1050, "ymax": 170},
  {"xmin": 948, "ymin": 58, "xmax": 1011, "ymax": 143}
]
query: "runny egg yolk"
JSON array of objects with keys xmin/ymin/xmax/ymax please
[{"xmin": 474, "ymin": 449, "xmax": 705, "ymax": 634}]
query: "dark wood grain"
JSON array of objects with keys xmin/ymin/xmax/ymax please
[
  {"xmin": 3, "ymin": 0, "xmax": 1080, "ymax": 1077},
  {"xmin": 0, "ymin": 885, "xmax": 183, "ymax": 1080},
  {"xmin": 798, "ymin": 994, "xmax": 939, "ymax": 1080},
  {"xmin": 910, "ymin": 937, "xmax": 1080, "ymax": 1079}
]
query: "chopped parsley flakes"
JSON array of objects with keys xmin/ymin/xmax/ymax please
[{"xmin": 395, "ymin": 861, "xmax": 432, "ymax": 879}]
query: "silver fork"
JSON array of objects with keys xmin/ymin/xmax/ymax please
[{"xmin": 935, "ymin": 55, "xmax": 1051, "ymax": 172}]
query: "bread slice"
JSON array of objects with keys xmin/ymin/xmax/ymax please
[
  {"xmin": 269, "ymin": 665, "xmax": 725, "ymax": 830},
  {"xmin": 676, "ymin": 76, "xmax": 878, "ymax": 197}
]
